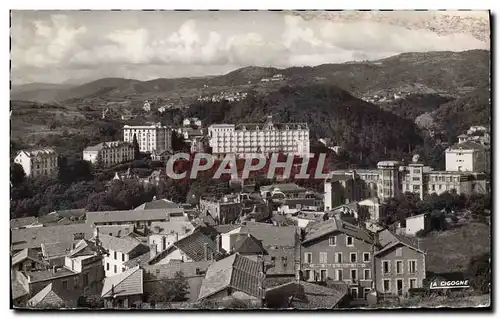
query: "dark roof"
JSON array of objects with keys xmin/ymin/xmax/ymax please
[
  {"xmin": 12, "ymin": 248, "xmax": 43, "ymax": 266},
  {"xmin": 302, "ymin": 218, "xmax": 375, "ymax": 246},
  {"xmin": 232, "ymin": 234, "xmax": 267, "ymax": 255},
  {"xmin": 101, "ymin": 266, "xmax": 143, "ymax": 298},
  {"xmin": 240, "ymin": 222, "xmax": 298, "ymax": 248},
  {"xmin": 376, "ymin": 229, "xmax": 423, "ymax": 256},
  {"xmin": 41, "ymin": 241, "xmax": 74, "ymax": 259},
  {"xmin": 97, "ymin": 234, "xmax": 149, "ymax": 254},
  {"xmin": 174, "ymin": 231, "xmax": 226, "ymax": 262},
  {"xmin": 198, "ymin": 254, "xmax": 265, "ymax": 300},
  {"xmin": 11, "ymin": 224, "xmax": 94, "ymax": 251},
  {"xmin": 265, "ymin": 280, "xmax": 348, "ymax": 309},
  {"xmin": 448, "ymin": 140, "xmax": 486, "ymax": 151},
  {"xmin": 134, "ymin": 199, "xmax": 181, "ymax": 211},
  {"xmin": 26, "ymin": 267, "xmax": 77, "ymax": 283},
  {"xmin": 27, "ymin": 282, "xmax": 80, "ymax": 307},
  {"xmin": 213, "ymin": 224, "xmax": 240, "ymax": 234},
  {"xmin": 49, "ymin": 209, "xmax": 87, "ymax": 219},
  {"xmin": 123, "ymin": 251, "xmax": 151, "ymax": 268}
]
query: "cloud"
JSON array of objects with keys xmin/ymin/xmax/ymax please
[{"xmin": 10, "ymin": 11, "xmax": 490, "ymax": 84}]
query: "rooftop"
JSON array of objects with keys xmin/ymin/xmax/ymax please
[
  {"xmin": 10, "ymin": 216, "xmax": 37, "ymax": 229},
  {"xmin": 17, "ymin": 148, "xmax": 57, "ymax": 158},
  {"xmin": 134, "ymin": 199, "xmax": 181, "ymax": 211},
  {"xmin": 97, "ymin": 234, "xmax": 148, "ymax": 254},
  {"xmin": 198, "ymin": 254, "xmax": 265, "ymax": 300},
  {"xmin": 261, "ymin": 183, "xmax": 306, "ymax": 193},
  {"xmin": 376, "ymin": 229, "xmax": 423, "ymax": 256},
  {"xmin": 83, "ymin": 141, "xmax": 130, "ymax": 152},
  {"xmin": 101, "ymin": 266, "xmax": 143, "ymax": 298},
  {"xmin": 26, "ymin": 267, "xmax": 77, "ymax": 283},
  {"xmin": 149, "ymin": 221, "xmax": 195, "ymax": 235},
  {"xmin": 27, "ymin": 282, "xmax": 80, "ymax": 307},
  {"xmin": 302, "ymin": 218, "xmax": 375, "ymax": 246},
  {"xmin": 143, "ymin": 260, "xmax": 213, "ymax": 281},
  {"xmin": 96, "ymin": 224, "xmax": 135, "ymax": 237},
  {"xmin": 447, "ymin": 140, "xmax": 487, "ymax": 151},
  {"xmin": 239, "ymin": 222, "xmax": 298, "ymax": 247},
  {"xmin": 12, "ymin": 248, "xmax": 43, "ymax": 266},
  {"xmin": 86, "ymin": 208, "xmax": 179, "ymax": 224},
  {"xmin": 41, "ymin": 241, "xmax": 74, "ymax": 259}
]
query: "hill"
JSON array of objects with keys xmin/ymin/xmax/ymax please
[
  {"xmin": 182, "ymin": 84, "xmax": 424, "ymax": 167},
  {"xmin": 378, "ymin": 93, "xmax": 454, "ymax": 121}
]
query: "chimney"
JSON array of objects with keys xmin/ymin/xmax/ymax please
[
  {"xmin": 175, "ymin": 232, "xmax": 179, "ymax": 243},
  {"xmin": 150, "ymin": 243, "xmax": 158, "ymax": 259},
  {"xmin": 215, "ymin": 234, "xmax": 221, "ymax": 253},
  {"xmin": 52, "ymin": 265, "xmax": 57, "ymax": 273},
  {"xmin": 204, "ymin": 243, "xmax": 209, "ymax": 261}
]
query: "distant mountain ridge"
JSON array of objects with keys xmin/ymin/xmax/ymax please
[{"xmin": 10, "ymin": 50, "xmax": 490, "ymax": 104}]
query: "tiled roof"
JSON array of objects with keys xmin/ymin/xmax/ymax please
[
  {"xmin": 11, "ymin": 223, "xmax": 94, "ymax": 251},
  {"xmin": 41, "ymin": 241, "xmax": 74, "ymax": 259},
  {"xmin": 27, "ymin": 267, "xmax": 77, "ymax": 283},
  {"xmin": 448, "ymin": 140, "xmax": 486, "ymax": 151},
  {"xmin": 302, "ymin": 218, "xmax": 375, "ymax": 246},
  {"xmin": 231, "ymin": 234, "xmax": 266, "ymax": 255},
  {"xmin": 213, "ymin": 225, "xmax": 240, "ymax": 234},
  {"xmin": 174, "ymin": 231, "xmax": 226, "ymax": 262},
  {"xmin": 376, "ymin": 229, "xmax": 423, "ymax": 256},
  {"xmin": 83, "ymin": 141, "xmax": 130, "ymax": 152},
  {"xmin": 49, "ymin": 209, "xmax": 87, "ymax": 220},
  {"xmin": 97, "ymin": 234, "xmax": 148, "ymax": 254},
  {"xmin": 101, "ymin": 266, "xmax": 143, "ymax": 298},
  {"xmin": 123, "ymin": 251, "xmax": 151, "ymax": 268},
  {"xmin": 143, "ymin": 260, "xmax": 212, "ymax": 281},
  {"xmin": 68, "ymin": 239, "xmax": 103, "ymax": 257},
  {"xmin": 149, "ymin": 221, "xmax": 195, "ymax": 236},
  {"xmin": 265, "ymin": 280, "xmax": 348, "ymax": 309},
  {"xmin": 134, "ymin": 199, "xmax": 181, "ymax": 211},
  {"xmin": 18, "ymin": 148, "xmax": 56, "ymax": 158},
  {"xmin": 86, "ymin": 208, "xmax": 176, "ymax": 224},
  {"xmin": 198, "ymin": 254, "xmax": 265, "ymax": 300},
  {"xmin": 12, "ymin": 248, "xmax": 43, "ymax": 266},
  {"xmin": 27, "ymin": 283, "xmax": 79, "ymax": 308},
  {"xmin": 261, "ymin": 183, "xmax": 306, "ymax": 193},
  {"xmin": 239, "ymin": 222, "xmax": 298, "ymax": 247},
  {"xmin": 10, "ymin": 217, "xmax": 37, "ymax": 229},
  {"xmin": 11, "ymin": 271, "xmax": 29, "ymax": 300},
  {"xmin": 96, "ymin": 224, "xmax": 135, "ymax": 237}
]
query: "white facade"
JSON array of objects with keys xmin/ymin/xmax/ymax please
[
  {"xmin": 445, "ymin": 145, "xmax": 487, "ymax": 173},
  {"xmin": 83, "ymin": 141, "xmax": 134, "ymax": 167},
  {"xmin": 14, "ymin": 149, "xmax": 58, "ymax": 178},
  {"xmin": 123, "ymin": 123, "xmax": 172, "ymax": 154},
  {"xmin": 104, "ymin": 249, "xmax": 130, "ymax": 277},
  {"xmin": 405, "ymin": 214, "xmax": 429, "ymax": 237},
  {"xmin": 208, "ymin": 116, "xmax": 310, "ymax": 158}
]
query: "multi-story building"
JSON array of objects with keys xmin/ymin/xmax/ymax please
[
  {"xmin": 301, "ymin": 217, "xmax": 377, "ymax": 303},
  {"xmin": 97, "ymin": 234, "xmax": 150, "ymax": 277},
  {"xmin": 374, "ymin": 229, "xmax": 426, "ymax": 297},
  {"xmin": 123, "ymin": 123, "xmax": 172, "ymax": 154},
  {"xmin": 208, "ymin": 116, "xmax": 310, "ymax": 158},
  {"xmin": 14, "ymin": 149, "xmax": 58, "ymax": 178},
  {"xmin": 445, "ymin": 141, "xmax": 490, "ymax": 173},
  {"xmin": 199, "ymin": 195, "xmax": 242, "ymax": 225},
  {"xmin": 83, "ymin": 141, "xmax": 135, "ymax": 167},
  {"xmin": 376, "ymin": 161, "xmax": 402, "ymax": 201}
]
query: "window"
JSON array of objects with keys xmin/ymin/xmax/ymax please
[
  {"xmin": 351, "ymin": 269, "xmax": 358, "ymax": 281},
  {"xmin": 328, "ymin": 236, "xmax": 336, "ymax": 246},
  {"xmin": 396, "ymin": 261, "xmax": 404, "ymax": 274},
  {"xmin": 383, "ymin": 261, "xmax": 390, "ymax": 274},
  {"xmin": 350, "ymin": 252, "xmax": 357, "ymax": 263},
  {"xmin": 114, "ymin": 265, "xmax": 117, "ymax": 273},
  {"xmin": 62, "ymin": 280, "xmax": 68, "ymax": 289},
  {"xmin": 363, "ymin": 252, "xmax": 370, "ymax": 262},
  {"xmin": 83, "ymin": 273, "xmax": 89, "ymax": 286},
  {"xmin": 346, "ymin": 236, "xmax": 354, "ymax": 246},
  {"xmin": 320, "ymin": 269, "xmax": 327, "ymax": 282},
  {"xmin": 363, "ymin": 288, "xmax": 371, "ymax": 300},
  {"xmin": 409, "ymin": 278, "xmax": 417, "ymax": 289},
  {"xmin": 304, "ymin": 253, "xmax": 312, "ymax": 263},
  {"xmin": 122, "ymin": 254, "xmax": 125, "ymax": 262},
  {"xmin": 413, "ymin": 169, "xmax": 421, "ymax": 174},
  {"xmin": 364, "ymin": 269, "xmax": 371, "ymax": 280},
  {"xmin": 271, "ymin": 256, "xmax": 276, "ymax": 264},
  {"xmin": 336, "ymin": 269, "xmax": 343, "ymax": 281},
  {"xmin": 114, "ymin": 251, "xmax": 117, "ymax": 260},
  {"xmin": 350, "ymin": 287, "xmax": 358, "ymax": 299},
  {"xmin": 335, "ymin": 252, "xmax": 343, "ymax": 263},
  {"xmin": 408, "ymin": 260, "xmax": 417, "ymax": 273},
  {"xmin": 383, "ymin": 279, "xmax": 391, "ymax": 292},
  {"xmin": 396, "ymin": 247, "xmax": 402, "ymax": 257},
  {"xmin": 305, "ymin": 270, "xmax": 312, "ymax": 281},
  {"xmin": 319, "ymin": 252, "xmax": 328, "ymax": 264},
  {"xmin": 122, "ymin": 267, "xmax": 125, "ymax": 272},
  {"xmin": 106, "ymin": 263, "xmax": 110, "ymax": 271}
]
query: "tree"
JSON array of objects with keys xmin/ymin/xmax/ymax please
[
  {"xmin": 11, "ymin": 163, "xmax": 26, "ymax": 187},
  {"xmin": 468, "ymin": 252, "xmax": 491, "ymax": 294},
  {"xmin": 147, "ymin": 271, "xmax": 189, "ymax": 306},
  {"xmin": 132, "ymin": 133, "xmax": 141, "ymax": 160}
]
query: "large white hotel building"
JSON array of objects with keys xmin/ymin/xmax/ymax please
[
  {"xmin": 123, "ymin": 123, "xmax": 172, "ymax": 154},
  {"xmin": 208, "ymin": 116, "xmax": 310, "ymax": 158}
]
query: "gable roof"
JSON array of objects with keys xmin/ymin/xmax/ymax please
[
  {"xmin": 11, "ymin": 223, "xmax": 94, "ymax": 251},
  {"xmin": 143, "ymin": 260, "xmax": 212, "ymax": 281},
  {"xmin": 174, "ymin": 230, "xmax": 226, "ymax": 262},
  {"xmin": 134, "ymin": 199, "xmax": 180, "ymax": 211},
  {"xmin": 49, "ymin": 209, "xmax": 87, "ymax": 220},
  {"xmin": 376, "ymin": 229, "xmax": 424, "ymax": 256},
  {"xmin": 448, "ymin": 140, "xmax": 486, "ymax": 151},
  {"xmin": 97, "ymin": 234, "xmax": 148, "ymax": 254},
  {"xmin": 198, "ymin": 254, "xmax": 265, "ymax": 300},
  {"xmin": 231, "ymin": 233, "xmax": 267, "ymax": 255},
  {"xmin": 213, "ymin": 224, "xmax": 240, "ymax": 234},
  {"xmin": 149, "ymin": 221, "xmax": 195, "ymax": 236},
  {"xmin": 96, "ymin": 224, "xmax": 135, "ymax": 237},
  {"xmin": 302, "ymin": 218, "xmax": 375, "ymax": 246},
  {"xmin": 12, "ymin": 248, "xmax": 43, "ymax": 266},
  {"xmin": 101, "ymin": 266, "xmax": 143, "ymax": 298},
  {"xmin": 239, "ymin": 222, "xmax": 297, "ymax": 247},
  {"xmin": 27, "ymin": 283, "xmax": 79, "ymax": 308},
  {"xmin": 41, "ymin": 242, "xmax": 74, "ymax": 259},
  {"xmin": 123, "ymin": 251, "xmax": 151, "ymax": 268},
  {"xmin": 261, "ymin": 183, "xmax": 306, "ymax": 193},
  {"xmin": 86, "ymin": 208, "xmax": 177, "ymax": 224},
  {"xmin": 265, "ymin": 280, "xmax": 348, "ymax": 309},
  {"xmin": 10, "ymin": 216, "xmax": 37, "ymax": 229}
]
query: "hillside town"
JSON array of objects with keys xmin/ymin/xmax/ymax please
[{"xmin": 10, "ymin": 116, "xmax": 491, "ymax": 309}]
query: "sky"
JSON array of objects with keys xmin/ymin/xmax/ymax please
[{"xmin": 10, "ymin": 10, "xmax": 490, "ymax": 85}]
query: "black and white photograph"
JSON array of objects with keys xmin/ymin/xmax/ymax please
[{"xmin": 9, "ymin": 9, "xmax": 491, "ymax": 310}]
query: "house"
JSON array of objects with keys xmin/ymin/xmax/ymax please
[
  {"xmin": 13, "ymin": 148, "xmax": 58, "ymax": 178},
  {"xmin": 12, "ymin": 248, "xmax": 45, "ymax": 272},
  {"xmin": 147, "ymin": 221, "xmax": 195, "ymax": 252},
  {"xmin": 265, "ymin": 280, "xmax": 349, "ymax": 309},
  {"xmin": 445, "ymin": 141, "xmax": 490, "ymax": 173},
  {"xmin": 11, "ymin": 223, "xmax": 94, "ymax": 252},
  {"xmin": 226, "ymin": 233, "xmax": 267, "ymax": 260},
  {"xmin": 405, "ymin": 213, "xmax": 431, "ymax": 237},
  {"xmin": 83, "ymin": 141, "xmax": 134, "ymax": 167},
  {"xmin": 11, "ymin": 270, "xmax": 30, "ymax": 307},
  {"xmin": 222, "ymin": 222, "xmax": 299, "ymax": 276},
  {"xmin": 148, "ymin": 228, "xmax": 226, "ymax": 265},
  {"xmin": 197, "ymin": 254, "xmax": 265, "ymax": 307},
  {"xmin": 199, "ymin": 195, "xmax": 242, "ymax": 225},
  {"xmin": 24, "ymin": 266, "xmax": 80, "ymax": 298},
  {"xmin": 85, "ymin": 208, "xmax": 178, "ymax": 227},
  {"xmin": 359, "ymin": 197, "xmax": 386, "ymax": 222},
  {"xmin": 301, "ymin": 217, "xmax": 377, "ymax": 303},
  {"xmin": 134, "ymin": 198, "xmax": 181, "ymax": 211},
  {"xmin": 143, "ymin": 260, "xmax": 212, "ymax": 304},
  {"xmin": 324, "ymin": 172, "xmax": 358, "ymax": 210},
  {"xmin": 277, "ymin": 198, "xmax": 318, "ymax": 215},
  {"xmin": 375, "ymin": 229, "xmax": 426, "ymax": 298},
  {"xmin": 96, "ymin": 234, "xmax": 150, "ymax": 277},
  {"xmin": 27, "ymin": 282, "xmax": 80, "ymax": 308},
  {"xmin": 260, "ymin": 183, "xmax": 307, "ymax": 199},
  {"xmin": 41, "ymin": 241, "xmax": 74, "ymax": 266},
  {"xmin": 101, "ymin": 266, "xmax": 144, "ymax": 308}
]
